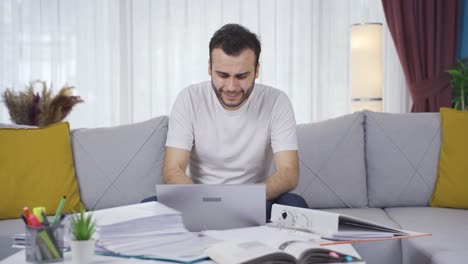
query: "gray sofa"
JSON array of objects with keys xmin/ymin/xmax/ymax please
[{"xmin": 1, "ymin": 110, "xmax": 467, "ymax": 264}]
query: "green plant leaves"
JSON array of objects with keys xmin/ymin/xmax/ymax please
[
  {"xmin": 448, "ymin": 59, "xmax": 468, "ymax": 111},
  {"xmin": 70, "ymin": 207, "xmax": 96, "ymax": 241}
]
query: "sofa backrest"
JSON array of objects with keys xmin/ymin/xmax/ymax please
[
  {"xmin": 293, "ymin": 112, "xmax": 368, "ymax": 208},
  {"xmin": 71, "ymin": 116, "xmax": 168, "ymax": 210},
  {"xmin": 364, "ymin": 111, "xmax": 441, "ymax": 207},
  {"xmin": 70, "ymin": 111, "xmax": 442, "ymax": 210}
]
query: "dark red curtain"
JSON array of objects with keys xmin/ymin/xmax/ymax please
[{"xmin": 382, "ymin": 0, "xmax": 459, "ymax": 112}]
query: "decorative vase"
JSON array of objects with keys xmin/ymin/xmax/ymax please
[{"xmin": 71, "ymin": 239, "xmax": 95, "ymax": 264}]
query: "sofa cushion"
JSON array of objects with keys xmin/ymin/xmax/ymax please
[
  {"xmin": 293, "ymin": 112, "xmax": 368, "ymax": 208},
  {"xmin": 71, "ymin": 116, "xmax": 168, "ymax": 210},
  {"xmin": 430, "ymin": 108, "xmax": 468, "ymax": 208},
  {"xmin": 385, "ymin": 207, "xmax": 468, "ymax": 264},
  {"xmin": 365, "ymin": 111, "xmax": 441, "ymax": 207},
  {"xmin": 0, "ymin": 122, "xmax": 82, "ymax": 220},
  {"xmin": 431, "ymin": 251, "xmax": 468, "ymax": 264}
]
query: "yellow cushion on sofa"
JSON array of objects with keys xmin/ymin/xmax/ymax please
[
  {"xmin": 430, "ymin": 108, "xmax": 468, "ymax": 208},
  {"xmin": 0, "ymin": 122, "xmax": 82, "ymax": 219}
]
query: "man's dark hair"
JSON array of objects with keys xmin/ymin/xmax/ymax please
[{"xmin": 209, "ymin": 24, "xmax": 261, "ymax": 67}]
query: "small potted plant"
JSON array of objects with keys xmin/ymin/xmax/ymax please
[{"xmin": 70, "ymin": 207, "xmax": 96, "ymax": 264}]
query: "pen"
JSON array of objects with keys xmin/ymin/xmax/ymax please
[
  {"xmin": 41, "ymin": 211, "xmax": 60, "ymax": 256},
  {"xmin": 28, "ymin": 214, "xmax": 43, "ymax": 227},
  {"xmin": 37, "ymin": 240, "xmax": 53, "ymax": 260},
  {"xmin": 59, "ymin": 213, "xmax": 66, "ymax": 223},
  {"xmin": 33, "ymin": 207, "xmax": 46, "ymax": 223},
  {"xmin": 37, "ymin": 231, "xmax": 61, "ymax": 259},
  {"xmin": 23, "ymin": 207, "xmax": 32, "ymax": 225},
  {"xmin": 20, "ymin": 214, "xmax": 28, "ymax": 225},
  {"xmin": 41, "ymin": 211, "xmax": 50, "ymax": 226},
  {"xmin": 51, "ymin": 214, "xmax": 66, "ymax": 231},
  {"xmin": 53, "ymin": 195, "xmax": 66, "ymax": 225}
]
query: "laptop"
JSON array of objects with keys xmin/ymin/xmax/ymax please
[{"xmin": 156, "ymin": 184, "xmax": 266, "ymax": 232}]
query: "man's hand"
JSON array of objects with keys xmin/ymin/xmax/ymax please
[
  {"xmin": 264, "ymin": 150, "xmax": 299, "ymax": 200},
  {"xmin": 163, "ymin": 147, "xmax": 194, "ymax": 184}
]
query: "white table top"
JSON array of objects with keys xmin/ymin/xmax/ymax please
[
  {"xmin": 0, "ymin": 250, "xmax": 216, "ymax": 264},
  {"xmin": 1, "ymin": 248, "xmax": 365, "ymax": 264}
]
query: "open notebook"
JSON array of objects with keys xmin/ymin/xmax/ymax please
[
  {"xmin": 205, "ymin": 240, "xmax": 364, "ymax": 264},
  {"xmin": 203, "ymin": 225, "xmax": 364, "ymax": 263}
]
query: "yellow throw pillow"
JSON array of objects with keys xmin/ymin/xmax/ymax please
[
  {"xmin": 430, "ymin": 108, "xmax": 468, "ymax": 208},
  {"xmin": 0, "ymin": 122, "xmax": 82, "ymax": 220}
]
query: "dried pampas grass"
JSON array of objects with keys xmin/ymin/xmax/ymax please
[{"xmin": 2, "ymin": 81, "xmax": 83, "ymax": 127}]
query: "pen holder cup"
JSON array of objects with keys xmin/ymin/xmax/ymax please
[{"xmin": 25, "ymin": 225, "xmax": 64, "ymax": 263}]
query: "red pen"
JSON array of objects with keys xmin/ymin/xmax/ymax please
[
  {"xmin": 28, "ymin": 214, "xmax": 43, "ymax": 227},
  {"xmin": 23, "ymin": 207, "xmax": 32, "ymax": 225}
]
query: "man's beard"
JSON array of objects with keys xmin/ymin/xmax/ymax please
[{"xmin": 211, "ymin": 79, "xmax": 255, "ymax": 109}]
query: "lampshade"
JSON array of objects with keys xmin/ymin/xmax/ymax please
[{"xmin": 350, "ymin": 23, "xmax": 382, "ymax": 112}]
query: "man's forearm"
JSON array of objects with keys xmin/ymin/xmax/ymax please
[
  {"xmin": 264, "ymin": 169, "xmax": 298, "ymax": 200},
  {"xmin": 163, "ymin": 168, "xmax": 194, "ymax": 184}
]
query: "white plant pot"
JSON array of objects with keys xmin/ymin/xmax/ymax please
[{"xmin": 71, "ymin": 239, "xmax": 95, "ymax": 264}]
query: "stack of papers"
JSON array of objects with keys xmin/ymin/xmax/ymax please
[
  {"xmin": 11, "ymin": 234, "xmax": 26, "ymax": 248},
  {"xmin": 202, "ymin": 225, "xmax": 321, "ymax": 243},
  {"xmin": 91, "ymin": 202, "xmax": 219, "ymax": 263}
]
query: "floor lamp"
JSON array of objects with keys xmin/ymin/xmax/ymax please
[{"xmin": 350, "ymin": 23, "xmax": 383, "ymax": 112}]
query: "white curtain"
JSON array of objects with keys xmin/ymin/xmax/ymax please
[{"xmin": 0, "ymin": 0, "xmax": 409, "ymax": 128}]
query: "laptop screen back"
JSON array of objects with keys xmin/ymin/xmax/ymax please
[{"xmin": 156, "ymin": 184, "xmax": 266, "ymax": 232}]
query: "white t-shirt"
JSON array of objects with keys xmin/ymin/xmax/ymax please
[{"xmin": 166, "ymin": 81, "xmax": 298, "ymax": 184}]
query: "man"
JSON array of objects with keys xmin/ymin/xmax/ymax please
[{"xmin": 147, "ymin": 23, "xmax": 308, "ymax": 220}]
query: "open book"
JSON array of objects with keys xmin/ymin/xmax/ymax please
[
  {"xmin": 271, "ymin": 204, "xmax": 431, "ymax": 244},
  {"xmin": 205, "ymin": 239, "xmax": 363, "ymax": 264}
]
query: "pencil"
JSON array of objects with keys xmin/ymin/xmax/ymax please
[{"xmin": 53, "ymin": 196, "xmax": 66, "ymax": 225}]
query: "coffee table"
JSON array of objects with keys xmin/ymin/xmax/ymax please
[{"xmin": 0, "ymin": 250, "xmax": 216, "ymax": 264}]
